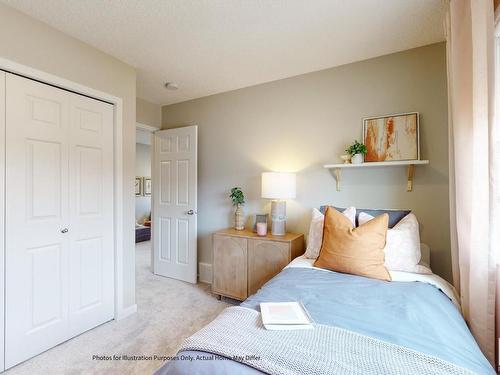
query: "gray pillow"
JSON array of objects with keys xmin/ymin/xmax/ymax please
[{"xmin": 319, "ymin": 206, "xmax": 411, "ymax": 228}]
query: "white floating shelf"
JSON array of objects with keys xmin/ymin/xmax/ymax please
[
  {"xmin": 323, "ymin": 160, "xmax": 429, "ymax": 169},
  {"xmin": 323, "ymin": 160, "xmax": 429, "ymax": 192}
]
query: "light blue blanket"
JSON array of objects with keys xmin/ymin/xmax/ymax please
[{"xmin": 155, "ymin": 267, "xmax": 494, "ymax": 374}]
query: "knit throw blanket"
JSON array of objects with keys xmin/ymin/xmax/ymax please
[{"xmin": 179, "ymin": 306, "xmax": 476, "ymax": 375}]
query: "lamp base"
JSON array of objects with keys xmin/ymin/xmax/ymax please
[{"xmin": 271, "ymin": 200, "xmax": 286, "ymax": 236}]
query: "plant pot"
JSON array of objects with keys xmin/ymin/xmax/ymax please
[
  {"xmin": 235, "ymin": 205, "xmax": 245, "ymax": 230},
  {"xmin": 351, "ymin": 153, "xmax": 364, "ymax": 164}
]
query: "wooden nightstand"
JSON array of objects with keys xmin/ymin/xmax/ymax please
[{"xmin": 212, "ymin": 228, "xmax": 304, "ymax": 301}]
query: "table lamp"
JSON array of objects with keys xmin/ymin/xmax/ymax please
[{"xmin": 261, "ymin": 172, "xmax": 296, "ymax": 236}]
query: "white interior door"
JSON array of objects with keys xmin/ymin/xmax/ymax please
[
  {"xmin": 4, "ymin": 73, "xmax": 114, "ymax": 368},
  {"xmin": 67, "ymin": 92, "xmax": 114, "ymax": 337},
  {"xmin": 0, "ymin": 71, "xmax": 5, "ymax": 372},
  {"xmin": 5, "ymin": 74, "xmax": 70, "ymax": 367},
  {"xmin": 152, "ymin": 126, "xmax": 198, "ymax": 283}
]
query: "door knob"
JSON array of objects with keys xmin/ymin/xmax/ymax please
[
  {"xmin": 187, "ymin": 210, "xmax": 195, "ymax": 215},
  {"xmin": 61, "ymin": 228, "xmax": 69, "ymax": 233}
]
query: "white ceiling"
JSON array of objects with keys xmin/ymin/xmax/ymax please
[{"xmin": 2, "ymin": 0, "xmax": 448, "ymax": 106}]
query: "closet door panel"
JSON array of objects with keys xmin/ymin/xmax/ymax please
[
  {"xmin": 0, "ymin": 71, "xmax": 5, "ymax": 372},
  {"xmin": 5, "ymin": 74, "xmax": 70, "ymax": 368},
  {"xmin": 68, "ymin": 93, "xmax": 114, "ymax": 336},
  {"xmin": 4, "ymin": 74, "xmax": 115, "ymax": 369}
]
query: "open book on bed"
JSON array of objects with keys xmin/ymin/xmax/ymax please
[{"xmin": 260, "ymin": 302, "xmax": 313, "ymax": 330}]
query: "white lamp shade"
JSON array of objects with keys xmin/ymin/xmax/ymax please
[{"xmin": 261, "ymin": 172, "xmax": 296, "ymax": 199}]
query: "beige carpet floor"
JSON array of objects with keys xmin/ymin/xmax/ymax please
[{"xmin": 5, "ymin": 241, "xmax": 229, "ymax": 375}]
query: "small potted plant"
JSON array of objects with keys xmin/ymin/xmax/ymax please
[
  {"xmin": 230, "ymin": 187, "xmax": 245, "ymax": 230},
  {"xmin": 345, "ymin": 140, "xmax": 367, "ymax": 164}
]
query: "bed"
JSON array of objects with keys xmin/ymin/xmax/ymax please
[{"xmin": 155, "ymin": 252, "xmax": 494, "ymax": 375}]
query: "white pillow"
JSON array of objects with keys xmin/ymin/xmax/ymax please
[
  {"xmin": 304, "ymin": 206, "xmax": 356, "ymax": 259},
  {"xmin": 358, "ymin": 212, "xmax": 431, "ymax": 274}
]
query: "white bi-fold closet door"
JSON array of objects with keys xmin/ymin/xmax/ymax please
[{"xmin": 3, "ymin": 73, "xmax": 114, "ymax": 369}]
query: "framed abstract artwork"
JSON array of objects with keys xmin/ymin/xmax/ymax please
[
  {"xmin": 143, "ymin": 177, "xmax": 152, "ymax": 196},
  {"xmin": 362, "ymin": 112, "xmax": 420, "ymax": 162},
  {"xmin": 135, "ymin": 177, "xmax": 143, "ymax": 196}
]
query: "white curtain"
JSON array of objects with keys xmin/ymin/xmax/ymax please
[{"xmin": 446, "ymin": 0, "xmax": 498, "ymax": 365}]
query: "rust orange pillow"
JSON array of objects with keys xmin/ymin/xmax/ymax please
[{"xmin": 314, "ymin": 206, "xmax": 391, "ymax": 281}]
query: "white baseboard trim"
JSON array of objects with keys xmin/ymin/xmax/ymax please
[
  {"xmin": 116, "ymin": 304, "xmax": 137, "ymax": 320},
  {"xmin": 198, "ymin": 262, "xmax": 212, "ymax": 284}
]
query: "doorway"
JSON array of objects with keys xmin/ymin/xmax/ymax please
[
  {"xmin": 135, "ymin": 125, "xmax": 198, "ymax": 283},
  {"xmin": 135, "ymin": 125, "xmax": 155, "ymax": 271}
]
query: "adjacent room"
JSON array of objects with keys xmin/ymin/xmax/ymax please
[
  {"xmin": 0, "ymin": 0, "xmax": 498, "ymax": 374},
  {"xmin": 135, "ymin": 126, "xmax": 153, "ymax": 245}
]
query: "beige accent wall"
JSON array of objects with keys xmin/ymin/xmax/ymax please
[
  {"xmin": 0, "ymin": 4, "xmax": 137, "ymax": 308},
  {"xmin": 137, "ymin": 97, "xmax": 161, "ymax": 128},
  {"xmin": 162, "ymin": 42, "xmax": 452, "ymax": 281}
]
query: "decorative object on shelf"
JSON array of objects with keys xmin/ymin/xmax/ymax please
[
  {"xmin": 351, "ymin": 154, "xmax": 363, "ymax": 164},
  {"xmin": 256, "ymin": 222, "xmax": 267, "ymax": 236},
  {"xmin": 323, "ymin": 160, "xmax": 429, "ymax": 192},
  {"xmin": 340, "ymin": 154, "xmax": 351, "ymax": 164},
  {"xmin": 253, "ymin": 213, "xmax": 269, "ymax": 232},
  {"xmin": 143, "ymin": 177, "xmax": 152, "ymax": 196},
  {"xmin": 363, "ymin": 112, "xmax": 419, "ymax": 162},
  {"xmin": 230, "ymin": 187, "xmax": 245, "ymax": 230},
  {"xmin": 345, "ymin": 140, "xmax": 367, "ymax": 164},
  {"xmin": 261, "ymin": 172, "xmax": 296, "ymax": 236},
  {"xmin": 135, "ymin": 177, "xmax": 143, "ymax": 196}
]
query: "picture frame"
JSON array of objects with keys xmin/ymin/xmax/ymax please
[
  {"xmin": 143, "ymin": 177, "xmax": 152, "ymax": 196},
  {"xmin": 253, "ymin": 213, "xmax": 269, "ymax": 232},
  {"xmin": 135, "ymin": 177, "xmax": 143, "ymax": 196},
  {"xmin": 362, "ymin": 112, "xmax": 420, "ymax": 162}
]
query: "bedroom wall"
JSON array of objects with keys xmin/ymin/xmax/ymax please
[
  {"xmin": 137, "ymin": 97, "xmax": 162, "ymax": 128},
  {"xmin": 136, "ymin": 143, "xmax": 152, "ymax": 223},
  {"xmin": 162, "ymin": 42, "xmax": 452, "ymax": 282},
  {"xmin": 0, "ymin": 4, "xmax": 137, "ymax": 309}
]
